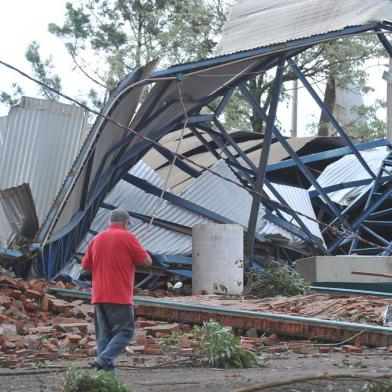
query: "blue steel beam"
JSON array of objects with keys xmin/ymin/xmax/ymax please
[
  {"xmin": 360, "ymin": 225, "xmax": 390, "ymax": 246},
  {"xmin": 263, "ymin": 212, "xmax": 326, "ymax": 248},
  {"xmin": 195, "ymin": 124, "xmax": 256, "ymax": 185},
  {"xmin": 348, "ymin": 151, "xmax": 392, "ymax": 253},
  {"xmin": 288, "ymin": 58, "xmax": 376, "ymax": 179},
  {"xmin": 122, "ymin": 173, "xmax": 235, "ymax": 224},
  {"xmin": 213, "ymin": 118, "xmax": 258, "ymax": 172},
  {"xmin": 377, "ymin": 32, "xmax": 392, "ymax": 57},
  {"xmin": 239, "ymin": 83, "xmax": 348, "ymax": 226},
  {"xmin": 308, "ymin": 177, "xmax": 391, "ymax": 198},
  {"xmin": 152, "ymin": 144, "xmax": 201, "ymax": 178},
  {"xmin": 329, "ymin": 181, "xmax": 392, "ymax": 252},
  {"xmin": 266, "ymin": 139, "xmax": 390, "ymax": 173},
  {"xmin": 152, "ymin": 24, "xmax": 380, "ymax": 78},
  {"xmin": 215, "ymin": 88, "xmax": 235, "ymax": 117},
  {"xmin": 247, "ymin": 55, "xmax": 286, "ymax": 262},
  {"xmin": 101, "ymin": 202, "xmax": 192, "ymax": 235}
]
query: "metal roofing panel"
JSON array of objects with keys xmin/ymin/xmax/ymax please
[
  {"xmin": 265, "ymin": 183, "xmax": 324, "ymax": 242},
  {"xmin": 132, "ymin": 160, "xmax": 316, "ymax": 254},
  {"xmin": 0, "ymin": 183, "xmax": 39, "ymax": 244},
  {"xmin": 46, "ymin": 62, "xmax": 157, "ymax": 238},
  {"xmin": 78, "ymin": 160, "xmax": 166, "ymax": 252},
  {"xmin": 0, "ymin": 116, "xmax": 6, "ymax": 148},
  {"xmin": 214, "ymin": 0, "xmax": 392, "ymax": 56},
  {"xmin": 309, "ymin": 147, "xmax": 389, "ymax": 205},
  {"xmin": 0, "ymin": 97, "xmax": 88, "ymax": 225}
]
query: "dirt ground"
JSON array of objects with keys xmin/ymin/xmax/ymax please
[{"xmin": 1, "ymin": 351, "xmax": 392, "ymax": 392}]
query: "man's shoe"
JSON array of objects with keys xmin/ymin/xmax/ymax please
[{"xmin": 89, "ymin": 360, "xmax": 104, "ymax": 370}]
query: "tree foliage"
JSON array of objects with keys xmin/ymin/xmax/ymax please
[
  {"xmin": 48, "ymin": 0, "xmax": 233, "ymax": 92},
  {"xmin": 25, "ymin": 41, "xmax": 62, "ymax": 101},
  {"xmin": 1, "ymin": 1, "xmax": 387, "ymax": 142}
]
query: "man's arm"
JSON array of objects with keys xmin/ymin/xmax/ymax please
[
  {"xmin": 140, "ymin": 252, "xmax": 152, "ymax": 266},
  {"xmin": 128, "ymin": 234, "xmax": 152, "ymax": 266}
]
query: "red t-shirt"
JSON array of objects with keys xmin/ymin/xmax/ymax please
[{"xmin": 81, "ymin": 224, "xmax": 149, "ymax": 304}]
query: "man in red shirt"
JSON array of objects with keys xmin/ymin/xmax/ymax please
[{"xmin": 82, "ymin": 208, "xmax": 152, "ymax": 371}]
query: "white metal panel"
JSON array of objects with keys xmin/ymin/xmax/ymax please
[
  {"xmin": 0, "ymin": 116, "xmax": 6, "ymax": 148},
  {"xmin": 0, "ymin": 97, "xmax": 88, "ymax": 224},
  {"xmin": 78, "ymin": 160, "xmax": 166, "ymax": 252},
  {"xmin": 132, "ymin": 161, "xmax": 313, "ymax": 254},
  {"xmin": 266, "ymin": 183, "xmax": 324, "ymax": 243},
  {"xmin": 309, "ymin": 147, "xmax": 389, "ymax": 205},
  {"xmin": 215, "ymin": 0, "xmax": 392, "ymax": 56}
]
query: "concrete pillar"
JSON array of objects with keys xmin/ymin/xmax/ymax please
[{"xmin": 192, "ymin": 223, "xmax": 243, "ymax": 295}]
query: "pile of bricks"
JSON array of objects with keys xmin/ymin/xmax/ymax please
[
  {"xmin": 0, "ymin": 275, "xmax": 194, "ymax": 368},
  {"xmin": 0, "ymin": 274, "xmax": 96, "ymax": 368},
  {"xmin": 165, "ymin": 293, "xmax": 392, "ymax": 325}
]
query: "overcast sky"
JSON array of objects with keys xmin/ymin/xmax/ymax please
[
  {"xmin": 0, "ymin": 0, "xmax": 92, "ymax": 115},
  {"xmin": 0, "ymin": 1, "xmax": 389, "ymax": 136}
]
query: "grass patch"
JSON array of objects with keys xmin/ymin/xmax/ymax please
[{"xmin": 62, "ymin": 366, "xmax": 130, "ymax": 392}]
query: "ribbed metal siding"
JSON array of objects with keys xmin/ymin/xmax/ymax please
[
  {"xmin": 0, "ymin": 116, "xmax": 6, "ymax": 147},
  {"xmin": 309, "ymin": 148, "xmax": 388, "ymax": 206},
  {"xmin": 132, "ymin": 161, "xmax": 309, "ymax": 254},
  {"xmin": 0, "ymin": 97, "xmax": 88, "ymax": 224},
  {"xmin": 214, "ymin": 0, "xmax": 392, "ymax": 56}
]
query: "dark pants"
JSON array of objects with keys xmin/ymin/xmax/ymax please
[{"xmin": 94, "ymin": 303, "xmax": 135, "ymax": 370}]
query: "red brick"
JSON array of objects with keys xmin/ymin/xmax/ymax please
[
  {"xmin": 36, "ymin": 352, "xmax": 59, "ymax": 361},
  {"xmin": 319, "ymin": 346, "xmax": 333, "ymax": 353},
  {"xmin": 68, "ymin": 334, "xmax": 82, "ymax": 344},
  {"xmin": 180, "ymin": 336, "xmax": 190, "ymax": 349},
  {"xmin": 41, "ymin": 294, "xmax": 49, "ymax": 312},
  {"xmin": 241, "ymin": 342, "xmax": 257, "ymax": 350},
  {"xmin": 136, "ymin": 320, "xmax": 157, "ymax": 328},
  {"xmin": 25, "ymin": 302, "xmax": 38, "ymax": 312},
  {"xmin": 342, "ymin": 345, "xmax": 362, "ymax": 353},
  {"xmin": 0, "ymin": 296, "xmax": 11, "ymax": 305},
  {"xmin": 266, "ymin": 346, "xmax": 287, "ymax": 353},
  {"xmin": 0, "ymin": 275, "xmax": 18, "ymax": 287},
  {"xmin": 143, "ymin": 347, "xmax": 163, "ymax": 355},
  {"xmin": 25, "ymin": 290, "xmax": 42, "ymax": 300}
]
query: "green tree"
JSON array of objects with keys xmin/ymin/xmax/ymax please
[
  {"xmin": 48, "ymin": 0, "xmax": 233, "ymax": 104},
  {"xmin": 220, "ymin": 35, "xmax": 387, "ymax": 140},
  {"xmin": 1, "ymin": 0, "xmax": 233, "ymax": 110}
]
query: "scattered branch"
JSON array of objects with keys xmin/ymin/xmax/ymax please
[{"xmin": 232, "ymin": 372, "xmax": 392, "ymax": 392}]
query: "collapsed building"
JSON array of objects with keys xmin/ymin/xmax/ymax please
[{"xmin": 1, "ymin": 0, "xmax": 392, "ymax": 289}]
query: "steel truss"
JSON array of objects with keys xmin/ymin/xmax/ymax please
[{"xmin": 36, "ymin": 22, "xmax": 392, "ymax": 278}]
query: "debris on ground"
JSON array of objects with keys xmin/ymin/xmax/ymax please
[
  {"xmin": 1, "ymin": 274, "xmax": 392, "ymax": 369},
  {"xmin": 62, "ymin": 365, "xmax": 131, "ymax": 392},
  {"xmin": 244, "ymin": 263, "xmax": 311, "ymax": 298}
]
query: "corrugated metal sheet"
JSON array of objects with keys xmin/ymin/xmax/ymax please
[
  {"xmin": 132, "ymin": 160, "xmax": 266, "ymax": 254},
  {"xmin": 143, "ymin": 134, "xmax": 318, "ymax": 195},
  {"xmin": 265, "ymin": 183, "xmax": 324, "ymax": 243},
  {"xmin": 0, "ymin": 183, "xmax": 39, "ymax": 244},
  {"xmin": 44, "ymin": 62, "xmax": 158, "ymax": 239},
  {"xmin": 0, "ymin": 116, "xmax": 6, "ymax": 148},
  {"xmin": 309, "ymin": 147, "xmax": 389, "ymax": 205},
  {"xmin": 0, "ymin": 97, "xmax": 88, "ymax": 225},
  {"xmin": 79, "ymin": 160, "xmax": 166, "ymax": 251},
  {"xmin": 214, "ymin": 0, "xmax": 392, "ymax": 57},
  {"xmin": 129, "ymin": 160, "xmax": 321, "ymax": 254}
]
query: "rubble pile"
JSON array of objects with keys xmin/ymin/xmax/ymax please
[
  {"xmin": 1, "ymin": 274, "xmax": 391, "ymax": 369},
  {"xmin": 175, "ymin": 294, "xmax": 392, "ymax": 325},
  {"xmin": 0, "ymin": 275, "xmax": 193, "ymax": 369},
  {"xmin": 0, "ymin": 274, "xmax": 95, "ymax": 368}
]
